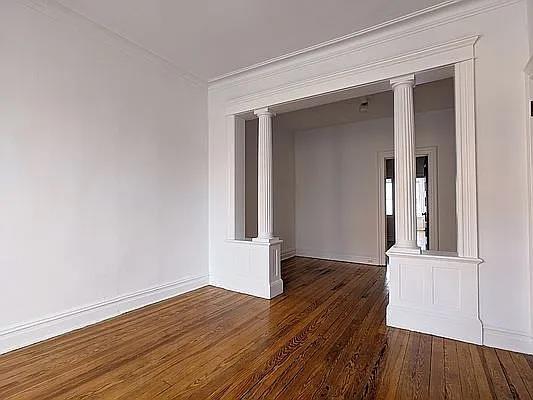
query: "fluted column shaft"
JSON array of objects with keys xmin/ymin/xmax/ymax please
[
  {"xmin": 391, "ymin": 75, "xmax": 419, "ymax": 251},
  {"xmin": 254, "ymin": 107, "xmax": 275, "ymax": 241}
]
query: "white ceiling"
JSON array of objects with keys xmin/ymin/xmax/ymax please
[{"xmin": 57, "ymin": 0, "xmax": 450, "ymax": 81}]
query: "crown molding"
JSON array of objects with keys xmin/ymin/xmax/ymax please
[
  {"xmin": 526, "ymin": 55, "xmax": 533, "ymax": 76},
  {"xmin": 18, "ymin": 0, "xmax": 206, "ymax": 87},
  {"xmin": 209, "ymin": 0, "xmax": 519, "ymax": 89}
]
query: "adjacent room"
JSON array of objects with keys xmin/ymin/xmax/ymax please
[
  {"xmin": 244, "ymin": 76, "xmax": 457, "ymax": 265},
  {"xmin": 2, "ymin": 0, "xmax": 533, "ymax": 398}
]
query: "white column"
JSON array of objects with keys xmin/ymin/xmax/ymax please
[
  {"xmin": 455, "ymin": 60, "xmax": 478, "ymax": 258},
  {"xmin": 227, "ymin": 115, "xmax": 246, "ymax": 240},
  {"xmin": 390, "ymin": 74, "xmax": 420, "ymax": 253},
  {"xmin": 254, "ymin": 107, "xmax": 277, "ymax": 242}
]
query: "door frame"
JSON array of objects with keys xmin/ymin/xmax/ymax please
[{"xmin": 377, "ymin": 146, "xmax": 439, "ymax": 265}]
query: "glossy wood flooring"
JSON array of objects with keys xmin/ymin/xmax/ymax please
[{"xmin": 2, "ymin": 257, "xmax": 533, "ymax": 399}]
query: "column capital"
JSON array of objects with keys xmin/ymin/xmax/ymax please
[
  {"xmin": 390, "ymin": 74, "xmax": 415, "ymax": 89},
  {"xmin": 254, "ymin": 107, "xmax": 276, "ymax": 118}
]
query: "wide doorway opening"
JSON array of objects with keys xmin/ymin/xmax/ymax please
[{"xmin": 242, "ymin": 73, "xmax": 457, "ymax": 267}]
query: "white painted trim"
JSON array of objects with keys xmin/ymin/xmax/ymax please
[
  {"xmin": 226, "ymin": 115, "xmax": 246, "ymax": 240},
  {"xmin": 281, "ymin": 248, "xmax": 296, "ymax": 261},
  {"xmin": 210, "ymin": 275, "xmax": 268, "ymax": 298},
  {"xmin": 524, "ymin": 58, "xmax": 533, "ymax": 347},
  {"xmin": 388, "ymin": 305, "xmax": 483, "ymax": 344},
  {"xmin": 387, "ymin": 251, "xmax": 482, "ymax": 344},
  {"xmin": 0, "ymin": 274, "xmax": 209, "ymax": 355},
  {"xmin": 525, "ymin": 55, "xmax": 533, "ymax": 76},
  {"xmin": 215, "ymin": 239, "xmax": 283, "ymax": 299},
  {"xmin": 296, "ymin": 249, "xmax": 380, "ymax": 266},
  {"xmin": 209, "ymin": 0, "xmax": 462, "ymax": 85},
  {"xmin": 454, "ymin": 59, "xmax": 479, "ymax": 258},
  {"xmin": 270, "ymin": 279, "xmax": 284, "ymax": 298},
  {"xmin": 225, "ymin": 35, "xmax": 479, "ymax": 115},
  {"xmin": 484, "ymin": 326, "xmax": 533, "ymax": 355},
  {"xmin": 19, "ymin": 0, "xmax": 205, "ymax": 86},
  {"xmin": 226, "ymin": 39, "xmax": 478, "ymax": 270},
  {"xmin": 209, "ymin": 0, "xmax": 516, "ymax": 87},
  {"xmin": 377, "ymin": 147, "xmax": 439, "ymax": 265}
]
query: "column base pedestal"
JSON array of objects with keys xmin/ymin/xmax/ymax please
[
  {"xmin": 216, "ymin": 238, "xmax": 284, "ymax": 299},
  {"xmin": 386, "ymin": 250, "xmax": 482, "ymax": 344}
]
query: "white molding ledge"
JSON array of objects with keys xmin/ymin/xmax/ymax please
[{"xmin": 0, "ymin": 274, "xmax": 209, "ymax": 355}]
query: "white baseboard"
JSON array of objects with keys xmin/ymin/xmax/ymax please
[
  {"xmin": 387, "ymin": 304, "xmax": 483, "ymax": 345},
  {"xmin": 281, "ymin": 248, "xmax": 296, "ymax": 261},
  {"xmin": 209, "ymin": 274, "xmax": 272, "ymax": 299},
  {"xmin": 269, "ymin": 279, "xmax": 284, "ymax": 298},
  {"xmin": 0, "ymin": 274, "xmax": 209, "ymax": 355},
  {"xmin": 483, "ymin": 326, "xmax": 533, "ymax": 355},
  {"xmin": 295, "ymin": 248, "xmax": 379, "ymax": 265}
]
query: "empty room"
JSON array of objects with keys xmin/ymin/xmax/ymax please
[{"xmin": 2, "ymin": 0, "xmax": 533, "ymax": 398}]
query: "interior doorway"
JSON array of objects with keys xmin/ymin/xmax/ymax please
[
  {"xmin": 384, "ymin": 156, "xmax": 430, "ymax": 251},
  {"xmin": 415, "ymin": 156, "xmax": 430, "ymax": 251},
  {"xmin": 378, "ymin": 147, "xmax": 439, "ymax": 265}
]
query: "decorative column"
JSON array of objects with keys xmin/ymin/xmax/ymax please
[
  {"xmin": 389, "ymin": 74, "xmax": 420, "ymax": 253},
  {"xmin": 455, "ymin": 60, "xmax": 478, "ymax": 258},
  {"xmin": 253, "ymin": 107, "xmax": 277, "ymax": 242}
]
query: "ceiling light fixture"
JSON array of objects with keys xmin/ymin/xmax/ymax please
[{"xmin": 359, "ymin": 97, "xmax": 370, "ymax": 113}]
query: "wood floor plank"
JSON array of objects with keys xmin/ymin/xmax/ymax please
[
  {"xmin": 240, "ymin": 281, "xmax": 384, "ymax": 398},
  {"xmin": 1, "ymin": 257, "xmax": 532, "ymax": 399},
  {"xmin": 429, "ymin": 336, "xmax": 445, "ymax": 400},
  {"xmin": 483, "ymin": 347, "xmax": 514, "ymax": 400},
  {"xmin": 278, "ymin": 286, "xmax": 388, "ymax": 399},
  {"xmin": 496, "ymin": 349, "xmax": 532, "ymax": 400},
  {"xmin": 457, "ymin": 340, "xmax": 481, "ymax": 399},
  {"xmin": 198, "ymin": 269, "xmax": 384, "ymax": 399},
  {"xmin": 375, "ymin": 328, "xmax": 410, "ymax": 400},
  {"xmin": 396, "ymin": 331, "xmax": 431, "ymax": 400},
  {"xmin": 444, "ymin": 338, "xmax": 462, "ymax": 400},
  {"xmin": 470, "ymin": 345, "xmax": 495, "ymax": 399},
  {"xmin": 511, "ymin": 352, "xmax": 533, "ymax": 398}
]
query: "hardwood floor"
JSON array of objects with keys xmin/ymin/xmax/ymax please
[{"xmin": 2, "ymin": 257, "xmax": 533, "ymax": 399}]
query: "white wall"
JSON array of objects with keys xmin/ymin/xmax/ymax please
[
  {"xmin": 528, "ymin": 0, "xmax": 533, "ymax": 54},
  {"xmin": 0, "ymin": 0, "xmax": 208, "ymax": 353},
  {"xmin": 294, "ymin": 108, "xmax": 457, "ymax": 264},
  {"xmin": 208, "ymin": 0, "xmax": 532, "ymax": 352}
]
